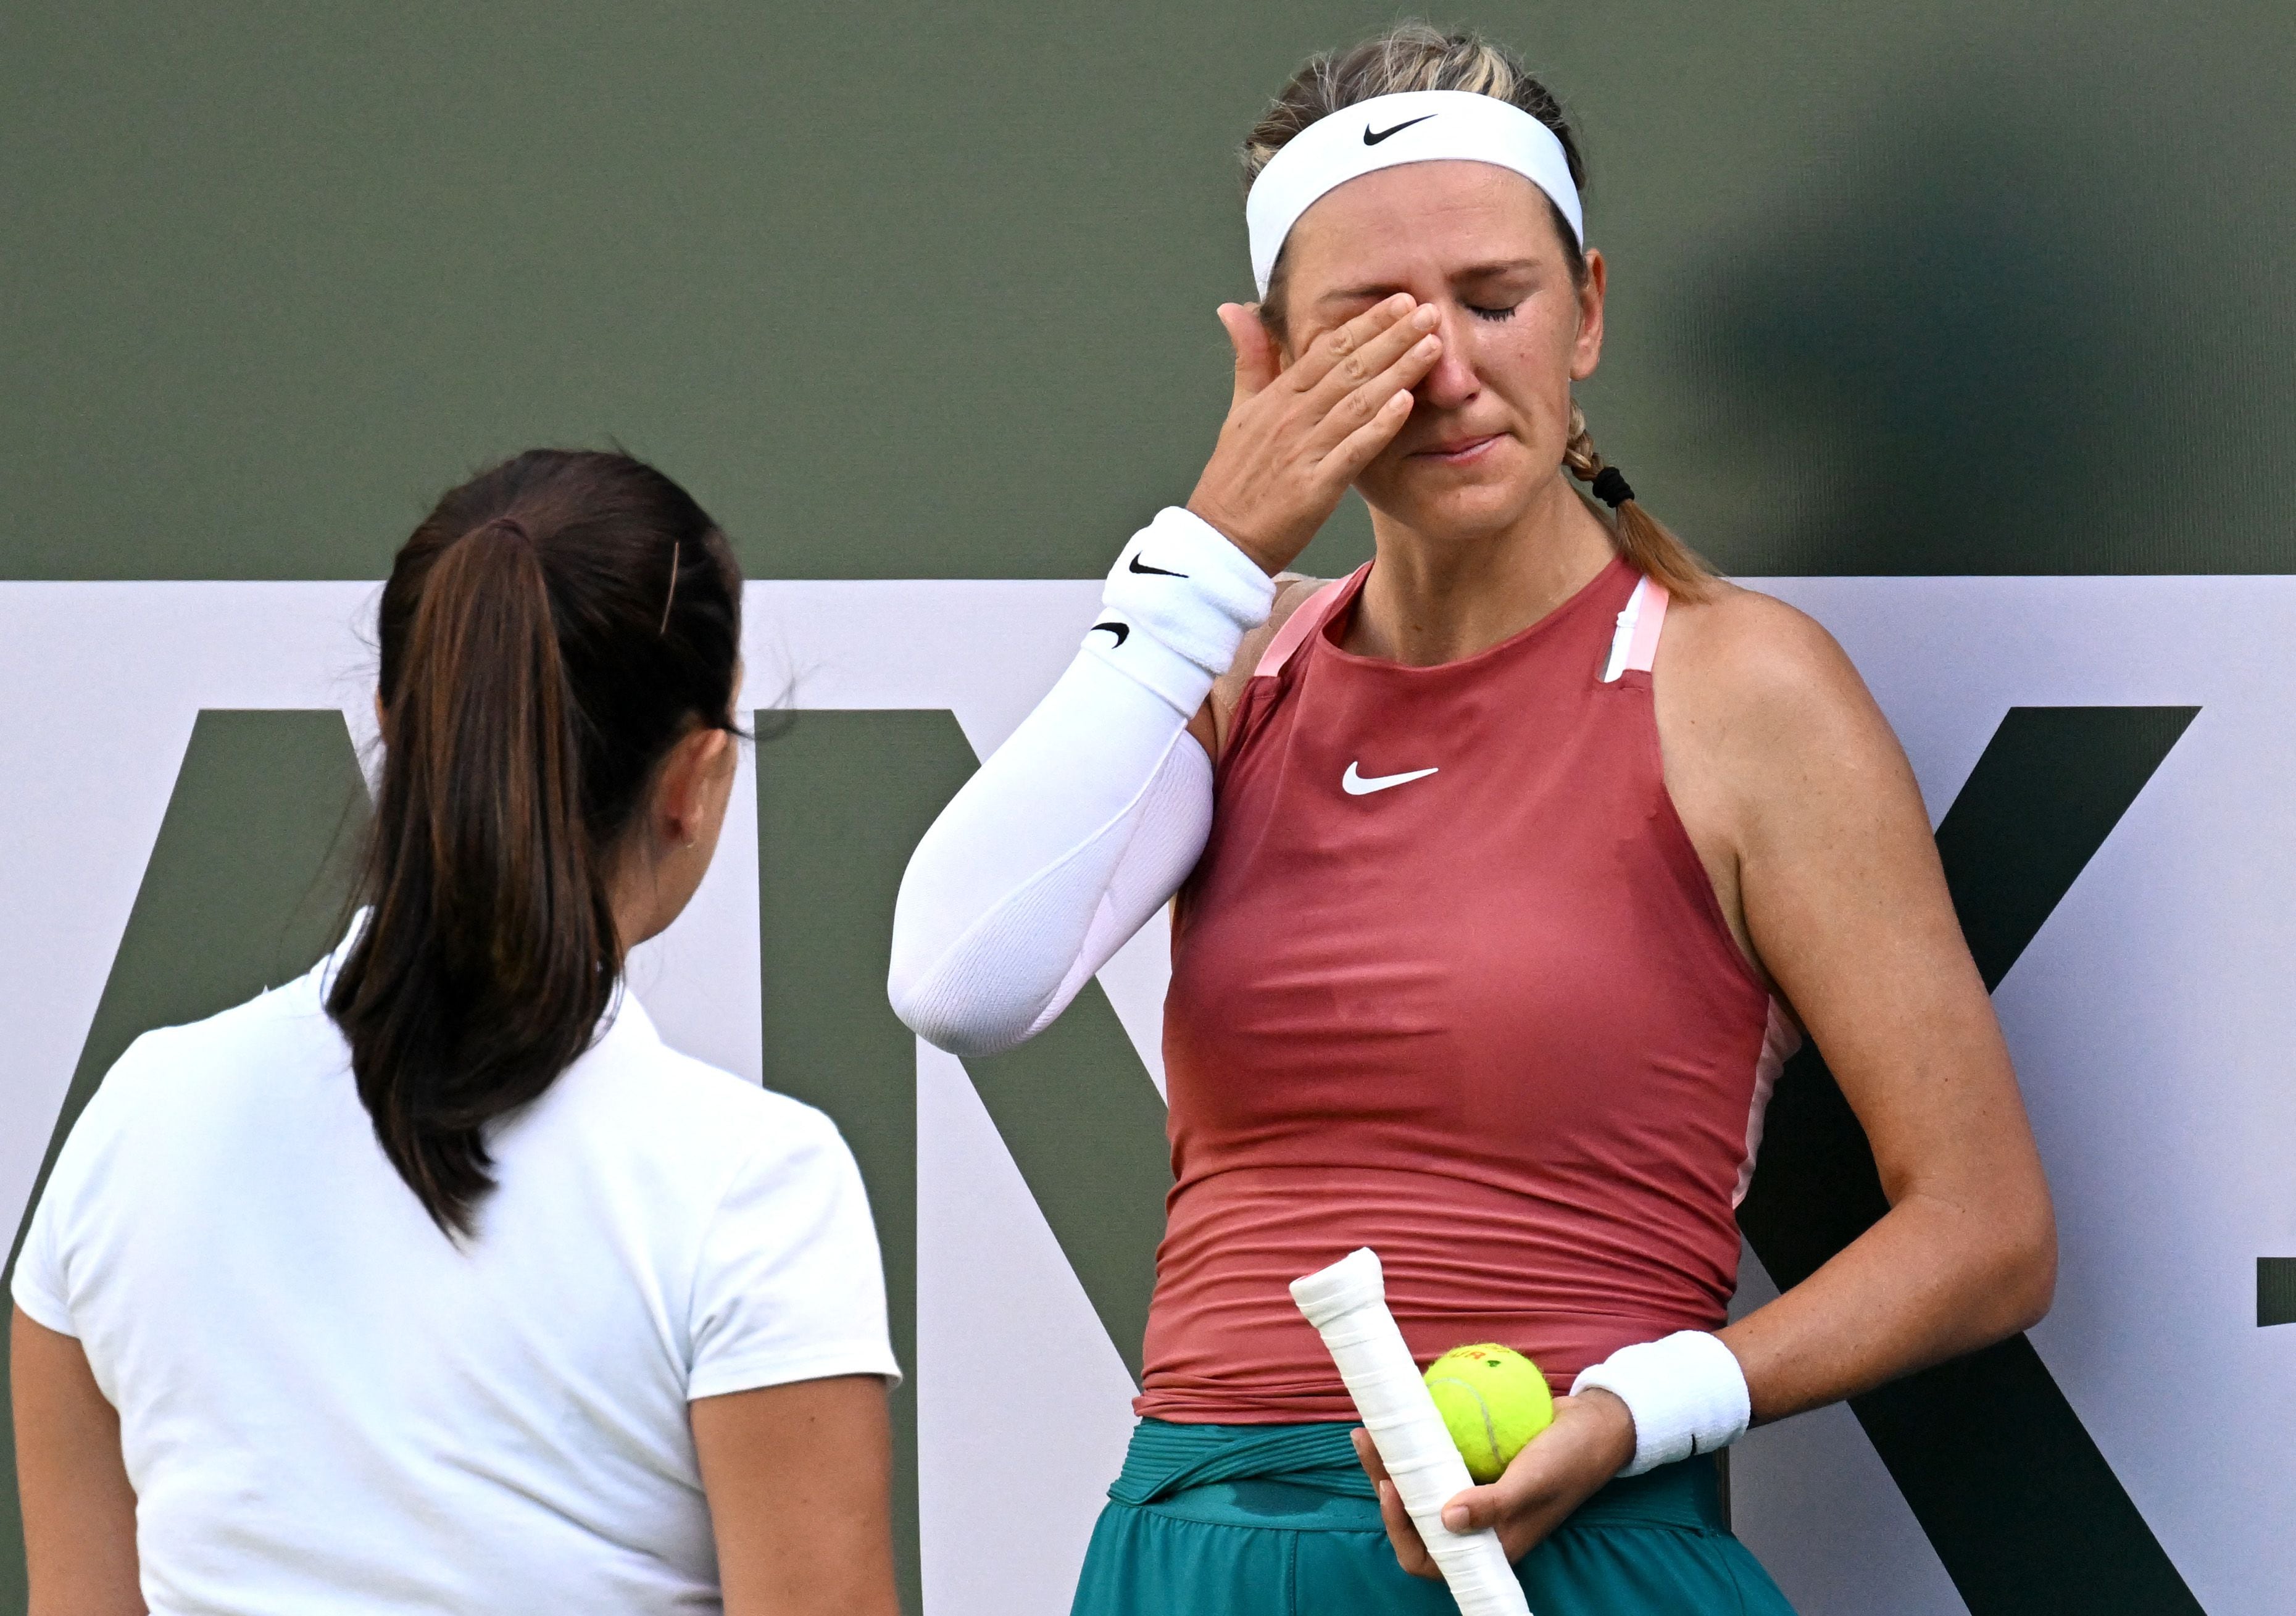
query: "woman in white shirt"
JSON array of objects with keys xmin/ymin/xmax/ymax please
[{"xmin": 11, "ymin": 448, "xmax": 902, "ymax": 1615}]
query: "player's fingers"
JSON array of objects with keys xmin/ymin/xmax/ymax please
[
  {"xmin": 1316, "ymin": 387, "xmax": 1416, "ymax": 485},
  {"xmin": 1349, "ymin": 1426, "xmax": 1387, "ymax": 1485},
  {"xmin": 1284, "ymin": 293, "xmax": 1423, "ymax": 394},
  {"xmin": 1218, "ymin": 303, "xmax": 1280, "ymax": 404},
  {"xmin": 1376, "ymin": 1478, "xmax": 1442, "ymax": 1580},
  {"xmin": 1300, "ymin": 299, "xmax": 1442, "ymax": 409},
  {"xmin": 1305, "ymin": 333, "xmax": 1439, "ymax": 459},
  {"xmin": 1439, "ymin": 1481, "xmax": 1505, "ymax": 1535},
  {"xmin": 1357, "ymin": 1426, "xmax": 1435, "ymax": 1578}
]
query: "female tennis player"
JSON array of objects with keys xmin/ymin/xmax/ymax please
[
  {"xmin": 12, "ymin": 450, "xmax": 901, "ymax": 1615},
  {"xmin": 891, "ymin": 23, "xmax": 2055, "ymax": 1615}
]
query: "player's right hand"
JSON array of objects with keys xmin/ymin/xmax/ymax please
[
  {"xmin": 1353, "ymin": 1390, "xmax": 1637, "ymax": 1578},
  {"xmin": 1185, "ymin": 294, "xmax": 1441, "ymax": 575}
]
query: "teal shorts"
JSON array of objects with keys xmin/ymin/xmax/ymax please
[{"xmin": 1071, "ymin": 1420, "xmax": 1797, "ymax": 1616}]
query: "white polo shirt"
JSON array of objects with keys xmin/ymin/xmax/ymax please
[{"xmin": 12, "ymin": 939, "xmax": 900, "ymax": 1615}]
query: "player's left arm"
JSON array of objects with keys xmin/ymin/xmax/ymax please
[
  {"xmin": 1366, "ymin": 591, "xmax": 2058, "ymax": 1575},
  {"xmin": 1366, "ymin": 591, "xmax": 2057, "ymax": 1575},
  {"xmin": 12, "ymin": 1306, "xmax": 146, "ymax": 1615},
  {"xmin": 1680, "ymin": 591, "xmax": 2058, "ymax": 1420}
]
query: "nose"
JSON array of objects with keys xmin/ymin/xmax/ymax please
[{"xmin": 1415, "ymin": 302, "xmax": 1483, "ymax": 410}]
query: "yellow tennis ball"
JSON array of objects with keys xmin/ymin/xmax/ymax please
[{"xmin": 1424, "ymin": 1343, "xmax": 1555, "ymax": 1484}]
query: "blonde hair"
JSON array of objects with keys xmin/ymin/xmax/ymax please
[{"xmin": 1243, "ymin": 21, "xmax": 1716, "ymax": 601}]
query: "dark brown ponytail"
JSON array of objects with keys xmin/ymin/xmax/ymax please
[{"xmin": 329, "ymin": 450, "xmax": 742, "ymax": 1237}]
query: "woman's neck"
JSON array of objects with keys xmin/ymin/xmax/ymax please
[{"xmin": 1342, "ymin": 473, "xmax": 1618, "ymax": 667}]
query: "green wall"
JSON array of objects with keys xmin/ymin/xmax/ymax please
[{"xmin": 5, "ymin": 1, "xmax": 2289, "ymax": 586}]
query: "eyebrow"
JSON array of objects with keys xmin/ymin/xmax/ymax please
[{"xmin": 1316, "ymin": 259, "xmax": 1544, "ymax": 307}]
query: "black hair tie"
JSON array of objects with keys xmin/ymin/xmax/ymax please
[{"xmin": 1591, "ymin": 467, "xmax": 1635, "ymax": 509}]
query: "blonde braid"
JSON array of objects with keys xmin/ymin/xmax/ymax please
[{"xmin": 1563, "ymin": 401, "xmax": 1716, "ymax": 601}]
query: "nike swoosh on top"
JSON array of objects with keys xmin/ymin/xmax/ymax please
[
  {"xmin": 1128, "ymin": 554, "xmax": 1187, "ymax": 578},
  {"xmin": 1089, "ymin": 621, "xmax": 1129, "ymax": 646},
  {"xmin": 1363, "ymin": 114, "xmax": 1436, "ymax": 146},
  {"xmin": 1342, "ymin": 761, "xmax": 1439, "ymax": 796}
]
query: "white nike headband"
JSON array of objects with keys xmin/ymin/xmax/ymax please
[{"xmin": 1244, "ymin": 90, "xmax": 1584, "ymax": 299}]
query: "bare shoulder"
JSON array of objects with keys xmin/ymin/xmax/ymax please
[
  {"xmin": 1232, "ymin": 573, "xmax": 1328, "ymax": 681},
  {"xmin": 1659, "ymin": 580, "xmax": 1887, "ymax": 754},
  {"xmin": 1650, "ymin": 579, "xmax": 1942, "ymax": 1008},
  {"xmin": 1652, "ymin": 577, "xmax": 1928, "ymax": 860},
  {"xmin": 1189, "ymin": 573, "xmax": 1326, "ymax": 758}
]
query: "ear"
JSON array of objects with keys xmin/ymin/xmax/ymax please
[
  {"xmin": 658, "ymin": 727, "xmax": 733, "ymax": 846},
  {"xmin": 1570, "ymin": 249, "xmax": 1607, "ymax": 382}
]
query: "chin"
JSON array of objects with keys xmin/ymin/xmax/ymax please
[{"xmin": 1375, "ymin": 477, "xmax": 1537, "ymax": 544}]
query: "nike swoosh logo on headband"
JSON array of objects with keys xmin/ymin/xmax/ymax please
[
  {"xmin": 1363, "ymin": 115, "xmax": 1436, "ymax": 146},
  {"xmin": 1089, "ymin": 621, "xmax": 1129, "ymax": 646},
  {"xmin": 1128, "ymin": 555, "xmax": 1187, "ymax": 578}
]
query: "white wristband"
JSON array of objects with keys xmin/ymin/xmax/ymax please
[
  {"xmin": 1084, "ymin": 507, "xmax": 1276, "ymax": 715},
  {"xmin": 1570, "ymin": 1330, "xmax": 1750, "ymax": 1477}
]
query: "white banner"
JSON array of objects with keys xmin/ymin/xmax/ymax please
[{"xmin": 3, "ymin": 577, "xmax": 2289, "ymax": 1615}]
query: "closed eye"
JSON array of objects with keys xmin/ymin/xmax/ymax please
[{"xmin": 1466, "ymin": 302, "xmax": 1521, "ymax": 323}]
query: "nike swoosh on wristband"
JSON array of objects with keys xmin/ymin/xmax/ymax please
[
  {"xmin": 1342, "ymin": 761, "xmax": 1439, "ymax": 795},
  {"xmin": 1128, "ymin": 554, "xmax": 1187, "ymax": 578},
  {"xmin": 1089, "ymin": 621, "xmax": 1129, "ymax": 646},
  {"xmin": 1363, "ymin": 114, "xmax": 1436, "ymax": 146}
]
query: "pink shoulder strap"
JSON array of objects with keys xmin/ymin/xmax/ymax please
[
  {"xmin": 1252, "ymin": 565, "xmax": 1363, "ymax": 679},
  {"xmin": 1601, "ymin": 575, "xmax": 1670, "ymax": 682}
]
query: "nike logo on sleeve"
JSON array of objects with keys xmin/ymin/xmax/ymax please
[
  {"xmin": 1341, "ymin": 761, "xmax": 1439, "ymax": 796},
  {"xmin": 1128, "ymin": 555, "xmax": 1187, "ymax": 578},
  {"xmin": 1089, "ymin": 622, "xmax": 1130, "ymax": 646}
]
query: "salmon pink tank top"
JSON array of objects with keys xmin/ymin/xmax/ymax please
[{"xmin": 1137, "ymin": 556, "xmax": 1797, "ymax": 1421}]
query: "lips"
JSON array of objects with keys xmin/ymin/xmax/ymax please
[{"xmin": 1409, "ymin": 432, "xmax": 1504, "ymax": 465}]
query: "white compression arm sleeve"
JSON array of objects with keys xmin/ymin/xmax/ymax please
[
  {"xmin": 1292, "ymin": 1250, "xmax": 1531, "ymax": 1616},
  {"xmin": 888, "ymin": 508, "xmax": 1275, "ymax": 1057}
]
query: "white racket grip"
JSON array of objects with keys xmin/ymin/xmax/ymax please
[{"xmin": 1292, "ymin": 1249, "xmax": 1531, "ymax": 1616}]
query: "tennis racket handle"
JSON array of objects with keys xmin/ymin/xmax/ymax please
[{"xmin": 1292, "ymin": 1249, "xmax": 1532, "ymax": 1616}]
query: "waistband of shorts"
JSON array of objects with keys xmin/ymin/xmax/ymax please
[{"xmin": 1109, "ymin": 1418, "xmax": 1724, "ymax": 1534}]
